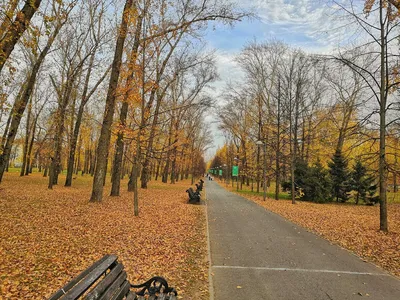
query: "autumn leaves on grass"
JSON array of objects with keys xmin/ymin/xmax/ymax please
[{"xmin": 0, "ymin": 174, "xmax": 208, "ymax": 299}]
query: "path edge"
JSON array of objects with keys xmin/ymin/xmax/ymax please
[{"xmin": 204, "ymin": 184, "xmax": 214, "ymax": 300}]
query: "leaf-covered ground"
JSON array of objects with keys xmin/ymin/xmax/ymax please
[
  {"xmin": 225, "ymin": 183, "xmax": 400, "ymax": 278},
  {"xmin": 0, "ymin": 173, "xmax": 208, "ymax": 299}
]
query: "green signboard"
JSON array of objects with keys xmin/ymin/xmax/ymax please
[
  {"xmin": 219, "ymin": 170, "xmax": 223, "ymax": 176},
  {"xmin": 232, "ymin": 166, "xmax": 239, "ymax": 177}
]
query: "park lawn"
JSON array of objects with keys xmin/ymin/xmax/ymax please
[
  {"xmin": 0, "ymin": 173, "xmax": 208, "ymax": 299},
  {"xmin": 223, "ymin": 182, "xmax": 400, "ymax": 278}
]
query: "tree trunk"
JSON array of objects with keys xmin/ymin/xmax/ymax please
[
  {"xmin": 25, "ymin": 116, "xmax": 37, "ymax": 175},
  {"xmin": 0, "ymin": 0, "xmax": 42, "ymax": 74},
  {"xmin": 141, "ymin": 91, "xmax": 162, "ymax": 188},
  {"xmin": 275, "ymin": 80, "xmax": 281, "ymax": 200},
  {"xmin": 0, "ymin": 22, "xmax": 61, "ymax": 183},
  {"xmin": 290, "ymin": 86, "xmax": 296, "ymax": 204},
  {"xmin": 65, "ymin": 102, "xmax": 85, "ymax": 186},
  {"xmin": 51, "ymin": 76, "xmax": 75, "ymax": 186},
  {"xmin": 379, "ymin": 1, "xmax": 387, "ymax": 231},
  {"xmin": 170, "ymin": 120, "xmax": 179, "ymax": 184},
  {"xmin": 20, "ymin": 97, "xmax": 32, "ymax": 176},
  {"xmin": 90, "ymin": 0, "xmax": 133, "ymax": 202},
  {"xmin": 110, "ymin": 101, "xmax": 128, "ymax": 196},
  {"xmin": 163, "ymin": 117, "xmax": 174, "ymax": 183},
  {"xmin": 66, "ymin": 52, "xmax": 109, "ymax": 185},
  {"xmin": 111, "ymin": 12, "xmax": 142, "ymax": 195},
  {"xmin": 75, "ymin": 136, "xmax": 82, "ymax": 175},
  {"xmin": 48, "ymin": 159, "xmax": 54, "ymax": 189}
]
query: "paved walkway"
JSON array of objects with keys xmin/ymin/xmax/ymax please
[{"xmin": 206, "ymin": 180, "xmax": 400, "ymax": 300}]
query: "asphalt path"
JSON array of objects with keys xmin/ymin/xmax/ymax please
[{"xmin": 206, "ymin": 180, "xmax": 400, "ymax": 300}]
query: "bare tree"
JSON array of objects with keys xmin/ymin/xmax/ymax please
[
  {"xmin": 334, "ymin": 0, "xmax": 400, "ymax": 231},
  {"xmin": 0, "ymin": 1, "xmax": 72, "ymax": 183}
]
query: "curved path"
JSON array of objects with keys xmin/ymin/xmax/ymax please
[{"xmin": 206, "ymin": 180, "xmax": 400, "ymax": 300}]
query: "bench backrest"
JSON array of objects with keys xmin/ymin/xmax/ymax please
[
  {"xmin": 49, "ymin": 254, "xmax": 135, "ymax": 300},
  {"xmin": 49, "ymin": 255, "xmax": 177, "ymax": 299},
  {"xmin": 186, "ymin": 187, "xmax": 195, "ymax": 197}
]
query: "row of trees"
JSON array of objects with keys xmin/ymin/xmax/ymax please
[
  {"xmin": 0, "ymin": 1, "xmax": 248, "ymax": 215},
  {"xmin": 210, "ymin": 1, "xmax": 400, "ymax": 231},
  {"xmin": 282, "ymin": 154, "xmax": 377, "ymax": 205}
]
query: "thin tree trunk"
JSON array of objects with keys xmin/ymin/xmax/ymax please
[
  {"xmin": 65, "ymin": 55, "xmax": 109, "ymax": 186},
  {"xmin": 275, "ymin": 80, "xmax": 281, "ymax": 200},
  {"xmin": 75, "ymin": 136, "xmax": 82, "ymax": 175},
  {"xmin": 163, "ymin": 118, "xmax": 174, "ymax": 183},
  {"xmin": 170, "ymin": 120, "xmax": 179, "ymax": 184},
  {"xmin": 110, "ymin": 101, "xmax": 129, "ymax": 196},
  {"xmin": 51, "ymin": 76, "xmax": 75, "ymax": 186},
  {"xmin": 394, "ymin": 153, "xmax": 398, "ymax": 192},
  {"xmin": 290, "ymin": 86, "xmax": 296, "ymax": 205},
  {"xmin": 155, "ymin": 159, "xmax": 160, "ymax": 181},
  {"xmin": 20, "ymin": 97, "xmax": 32, "ymax": 176},
  {"xmin": 0, "ymin": 21, "xmax": 62, "ymax": 183},
  {"xmin": 25, "ymin": 116, "xmax": 37, "ymax": 175},
  {"xmin": 379, "ymin": 1, "xmax": 387, "ymax": 231}
]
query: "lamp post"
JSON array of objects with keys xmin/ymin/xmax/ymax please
[
  {"xmin": 234, "ymin": 157, "xmax": 239, "ymax": 191},
  {"xmin": 223, "ymin": 164, "xmax": 227, "ymax": 186},
  {"xmin": 256, "ymin": 140, "xmax": 267, "ymax": 201}
]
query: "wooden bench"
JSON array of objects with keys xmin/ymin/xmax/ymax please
[
  {"xmin": 186, "ymin": 187, "xmax": 200, "ymax": 203},
  {"xmin": 197, "ymin": 179, "xmax": 204, "ymax": 191},
  {"xmin": 49, "ymin": 254, "xmax": 177, "ymax": 300},
  {"xmin": 195, "ymin": 184, "xmax": 201, "ymax": 193}
]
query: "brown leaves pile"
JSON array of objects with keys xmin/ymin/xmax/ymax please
[
  {"xmin": 227, "ymin": 186, "xmax": 400, "ymax": 278},
  {"xmin": 0, "ymin": 174, "xmax": 208, "ymax": 299}
]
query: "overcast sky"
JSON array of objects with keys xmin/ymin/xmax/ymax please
[{"xmin": 203, "ymin": 0, "xmax": 356, "ymax": 160}]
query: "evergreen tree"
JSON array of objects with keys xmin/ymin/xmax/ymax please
[
  {"xmin": 283, "ymin": 159, "xmax": 332, "ymax": 202},
  {"xmin": 328, "ymin": 150, "xmax": 351, "ymax": 202},
  {"xmin": 350, "ymin": 159, "xmax": 374, "ymax": 204},
  {"xmin": 304, "ymin": 160, "xmax": 332, "ymax": 203},
  {"xmin": 366, "ymin": 184, "xmax": 379, "ymax": 205},
  {"xmin": 294, "ymin": 159, "xmax": 308, "ymax": 189}
]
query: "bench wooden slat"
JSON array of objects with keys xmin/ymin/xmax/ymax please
[
  {"xmin": 98, "ymin": 270, "xmax": 127, "ymax": 300},
  {"xmin": 48, "ymin": 254, "xmax": 111, "ymax": 300},
  {"xmin": 84, "ymin": 263, "xmax": 124, "ymax": 300},
  {"xmin": 63, "ymin": 255, "xmax": 118, "ymax": 300},
  {"xmin": 110, "ymin": 280, "xmax": 130, "ymax": 300},
  {"xmin": 125, "ymin": 291, "xmax": 137, "ymax": 300}
]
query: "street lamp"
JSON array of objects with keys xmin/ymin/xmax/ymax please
[
  {"xmin": 256, "ymin": 140, "xmax": 267, "ymax": 201},
  {"xmin": 234, "ymin": 156, "xmax": 239, "ymax": 191},
  {"xmin": 223, "ymin": 164, "xmax": 227, "ymax": 186}
]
